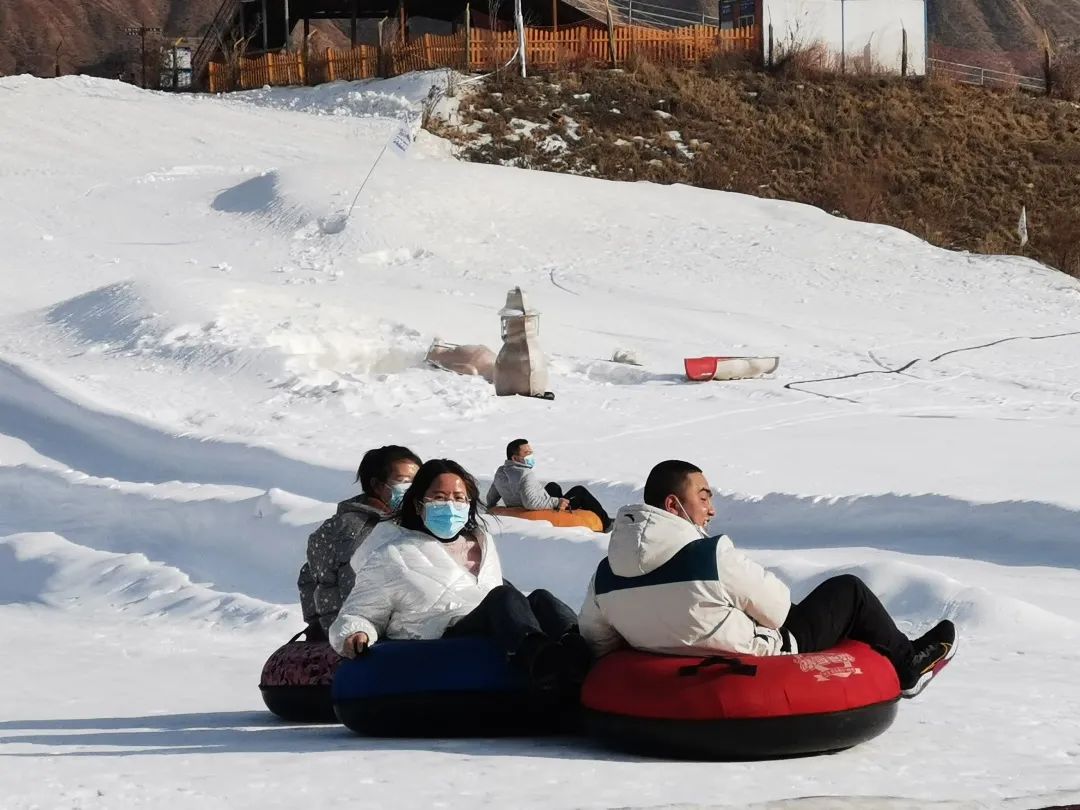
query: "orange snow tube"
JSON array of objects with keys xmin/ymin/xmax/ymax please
[{"xmin": 489, "ymin": 506, "xmax": 604, "ymax": 532}]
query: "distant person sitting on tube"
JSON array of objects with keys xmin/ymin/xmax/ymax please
[{"xmin": 484, "ymin": 439, "xmax": 612, "ymax": 531}]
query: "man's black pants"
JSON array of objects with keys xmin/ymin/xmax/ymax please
[
  {"xmin": 544, "ymin": 482, "xmax": 613, "ymax": 530},
  {"xmin": 781, "ymin": 574, "xmax": 914, "ymax": 672}
]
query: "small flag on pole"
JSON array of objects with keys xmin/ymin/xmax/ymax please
[
  {"xmin": 1018, "ymin": 206, "xmax": 1029, "ymax": 247},
  {"xmin": 391, "ymin": 115, "xmax": 420, "ymax": 156}
]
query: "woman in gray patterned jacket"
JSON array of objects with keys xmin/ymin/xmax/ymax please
[{"xmin": 297, "ymin": 445, "xmax": 422, "ymax": 640}]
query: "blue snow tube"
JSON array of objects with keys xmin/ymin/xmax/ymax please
[{"xmin": 331, "ymin": 637, "xmax": 569, "ymax": 736}]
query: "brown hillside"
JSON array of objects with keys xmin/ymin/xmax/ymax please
[
  {"xmin": 439, "ymin": 62, "xmax": 1080, "ymax": 277},
  {"xmin": 929, "ymin": 0, "xmax": 1074, "ymax": 50},
  {"xmin": 0, "ymin": 0, "xmax": 221, "ymax": 77},
  {"xmin": 0, "ymin": 0, "xmax": 350, "ymax": 79}
]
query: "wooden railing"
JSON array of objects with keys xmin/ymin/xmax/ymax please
[{"xmin": 209, "ymin": 24, "xmax": 759, "ymax": 93}]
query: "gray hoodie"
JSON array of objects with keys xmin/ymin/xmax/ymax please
[
  {"xmin": 297, "ymin": 495, "xmax": 386, "ymax": 632},
  {"xmin": 484, "ymin": 459, "xmax": 560, "ymax": 511}
]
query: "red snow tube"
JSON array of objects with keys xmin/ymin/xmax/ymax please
[
  {"xmin": 582, "ymin": 640, "xmax": 900, "ymax": 759},
  {"xmin": 259, "ymin": 630, "xmax": 344, "ymax": 723}
]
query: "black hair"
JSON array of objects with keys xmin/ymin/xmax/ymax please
[
  {"xmin": 643, "ymin": 460, "xmax": 703, "ymax": 509},
  {"xmin": 506, "ymin": 438, "xmax": 529, "ymax": 459},
  {"xmin": 354, "ymin": 445, "xmax": 423, "ymax": 496},
  {"xmin": 398, "ymin": 459, "xmax": 484, "ymax": 538}
]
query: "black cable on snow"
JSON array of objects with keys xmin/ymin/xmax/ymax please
[{"xmin": 785, "ymin": 330, "xmax": 1080, "ymax": 403}]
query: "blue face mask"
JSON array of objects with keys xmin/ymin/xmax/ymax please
[
  {"xmin": 422, "ymin": 501, "xmax": 471, "ymax": 541},
  {"xmin": 387, "ymin": 482, "xmax": 410, "ymax": 511},
  {"xmin": 522, "ymin": 456, "xmax": 536, "ymax": 469}
]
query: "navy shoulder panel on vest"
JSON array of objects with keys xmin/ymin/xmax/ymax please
[{"xmin": 595, "ymin": 535, "xmax": 721, "ymax": 596}]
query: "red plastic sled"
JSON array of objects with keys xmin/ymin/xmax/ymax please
[{"xmin": 684, "ymin": 356, "xmax": 780, "ymax": 382}]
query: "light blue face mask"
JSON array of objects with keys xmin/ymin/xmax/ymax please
[
  {"xmin": 522, "ymin": 456, "xmax": 536, "ymax": 469},
  {"xmin": 676, "ymin": 497, "xmax": 710, "ymax": 539},
  {"xmin": 422, "ymin": 501, "xmax": 471, "ymax": 541},
  {"xmin": 387, "ymin": 482, "xmax": 410, "ymax": 511}
]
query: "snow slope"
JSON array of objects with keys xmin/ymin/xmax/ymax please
[{"xmin": 1, "ymin": 71, "xmax": 1079, "ymax": 809}]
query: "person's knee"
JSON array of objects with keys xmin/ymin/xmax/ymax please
[
  {"xmin": 489, "ymin": 583, "xmax": 527, "ymax": 606},
  {"xmin": 828, "ymin": 573, "xmax": 866, "ymax": 593},
  {"xmin": 527, "ymin": 588, "xmax": 555, "ymax": 605}
]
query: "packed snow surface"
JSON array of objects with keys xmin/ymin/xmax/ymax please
[{"xmin": 1, "ymin": 71, "xmax": 1079, "ymax": 809}]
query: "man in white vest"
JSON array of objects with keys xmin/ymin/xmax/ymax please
[{"xmin": 579, "ymin": 460, "xmax": 957, "ymax": 699}]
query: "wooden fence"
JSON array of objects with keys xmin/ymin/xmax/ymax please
[{"xmin": 208, "ymin": 24, "xmax": 759, "ymax": 93}]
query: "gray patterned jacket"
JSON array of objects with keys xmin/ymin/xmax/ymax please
[{"xmin": 297, "ymin": 495, "xmax": 386, "ymax": 632}]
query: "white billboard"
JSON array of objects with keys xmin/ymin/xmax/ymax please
[{"xmin": 762, "ymin": 0, "xmax": 926, "ymax": 75}]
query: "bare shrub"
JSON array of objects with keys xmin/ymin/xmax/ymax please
[
  {"xmin": 819, "ymin": 156, "xmax": 893, "ymax": 221},
  {"xmin": 1050, "ymin": 51, "xmax": 1080, "ymax": 102},
  {"xmin": 1036, "ymin": 209, "xmax": 1080, "ymax": 278},
  {"xmin": 771, "ymin": 40, "xmax": 830, "ymax": 79},
  {"xmin": 703, "ymin": 46, "xmax": 759, "ymax": 76}
]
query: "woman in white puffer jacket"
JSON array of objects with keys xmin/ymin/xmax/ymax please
[{"xmin": 330, "ymin": 459, "xmax": 591, "ymax": 694}]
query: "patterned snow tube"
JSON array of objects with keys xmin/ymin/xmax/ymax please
[
  {"xmin": 489, "ymin": 506, "xmax": 604, "ymax": 532},
  {"xmin": 259, "ymin": 631, "xmax": 343, "ymax": 723},
  {"xmin": 582, "ymin": 640, "xmax": 900, "ymax": 759},
  {"xmin": 332, "ymin": 637, "xmax": 569, "ymax": 736}
]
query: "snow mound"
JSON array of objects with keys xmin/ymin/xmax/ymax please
[
  {"xmin": 228, "ymin": 71, "xmax": 452, "ymax": 118},
  {"xmin": 211, "ymin": 171, "xmax": 313, "ymax": 231},
  {"xmin": 776, "ymin": 557, "xmax": 1080, "ymax": 642},
  {"xmin": 36, "ymin": 277, "xmax": 436, "ymax": 399},
  {"xmin": 0, "ymin": 74, "xmax": 148, "ymax": 100},
  {"xmin": 42, "ymin": 280, "xmax": 257, "ymax": 373},
  {"xmin": 725, "ymin": 492, "xmax": 1080, "ymax": 569},
  {"xmin": 0, "ymin": 463, "xmax": 327, "ymax": 603},
  {"xmin": 0, "ymin": 532, "xmax": 291, "ymax": 625},
  {"xmin": 0, "ymin": 357, "xmax": 349, "ymax": 496}
]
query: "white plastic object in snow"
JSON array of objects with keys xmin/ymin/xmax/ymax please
[{"xmin": 684, "ymin": 356, "xmax": 780, "ymax": 381}]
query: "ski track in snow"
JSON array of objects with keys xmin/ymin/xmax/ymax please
[{"xmin": 2, "ymin": 73, "xmax": 1080, "ymax": 808}]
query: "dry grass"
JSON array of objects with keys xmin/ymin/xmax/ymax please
[
  {"xmin": 1051, "ymin": 52, "xmax": 1080, "ymax": 101},
  {"xmin": 444, "ymin": 60, "xmax": 1080, "ymax": 277}
]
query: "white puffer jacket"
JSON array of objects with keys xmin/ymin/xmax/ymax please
[
  {"xmin": 579, "ymin": 504, "xmax": 792, "ymax": 658},
  {"xmin": 328, "ymin": 522, "xmax": 503, "ymax": 653}
]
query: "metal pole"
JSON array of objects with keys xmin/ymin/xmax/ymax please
[
  {"xmin": 141, "ymin": 27, "xmax": 148, "ymax": 88},
  {"xmin": 261, "ymin": 0, "xmax": 269, "ymax": 50},
  {"xmin": 514, "ymin": 0, "xmax": 526, "ymax": 76},
  {"xmin": 840, "ymin": 0, "xmax": 845, "ymax": 73},
  {"xmin": 284, "ymin": 0, "xmax": 291, "ymax": 51},
  {"xmin": 465, "ymin": 4, "xmax": 472, "ymax": 70}
]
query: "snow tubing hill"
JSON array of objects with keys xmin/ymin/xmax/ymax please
[
  {"xmin": 489, "ymin": 506, "xmax": 604, "ymax": 532},
  {"xmin": 259, "ymin": 632, "xmax": 343, "ymax": 723},
  {"xmin": 582, "ymin": 640, "xmax": 900, "ymax": 759},
  {"xmin": 332, "ymin": 637, "xmax": 567, "ymax": 736}
]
